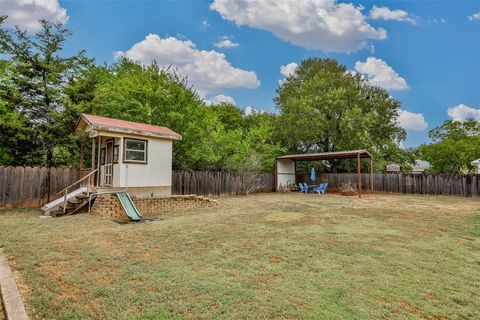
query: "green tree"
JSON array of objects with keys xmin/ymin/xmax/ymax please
[
  {"xmin": 209, "ymin": 103, "xmax": 244, "ymax": 131},
  {"xmin": 89, "ymin": 58, "xmax": 222, "ymax": 170},
  {"xmin": 0, "ymin": 18, "xmax": 93, "ymax": 167},
  {"xmin": 417, "ymin": 120, "xmax": 480, "ymax": 173},
  {"xmin": 214, "ymin": 112, "xmax": 285, "ymax": 172},
  {"xmin": 275, "ymin": 58, "xmax": 407, "ymax": 172},
  {"xmin": 0, "ymin": 17, "xmax": 33, "ymax": 165},
  {"xmin": 0, "ymin": 94, "xmax": 32, "ymax": 165}
]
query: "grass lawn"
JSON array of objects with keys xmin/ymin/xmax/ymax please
[{"xmin": 0, "ymin": 193, "xmax": 479, "ymax": 319}]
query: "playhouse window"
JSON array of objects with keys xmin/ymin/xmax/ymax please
[{"xmin": 124, "ymin": 138, "xmax": 147, "ymax": 163}]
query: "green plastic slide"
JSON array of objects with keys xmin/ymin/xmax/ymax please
[{"xmin": 116, "ymin": 192, "xmax": 142, "ymax": 221}]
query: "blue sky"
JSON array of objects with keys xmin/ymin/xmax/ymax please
[{"xmin": 1, "ymin": 0, "xmax": 479, "ymax": 147}]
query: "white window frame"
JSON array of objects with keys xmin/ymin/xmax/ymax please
[{"xmin": 123, "ymin": 138, "xmax": 148, "ymax": 164}]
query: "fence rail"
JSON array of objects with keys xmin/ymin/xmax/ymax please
[{"xmin": 297, "ymin": 173, "xmax": 480, "ymax": 197}]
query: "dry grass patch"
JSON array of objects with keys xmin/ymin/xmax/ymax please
[{"xmin": 0, "ymin": 193, "xmax": 479, "ymax": 319}]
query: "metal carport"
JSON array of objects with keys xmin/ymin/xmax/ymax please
[{"xmin": 275, "ymin": 150, "xmax": 374, "ymax": 198}]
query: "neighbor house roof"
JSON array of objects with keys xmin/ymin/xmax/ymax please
[
  {"xmin": 77, "ymin": 114, "xmax": 182, "ymax": 140},
  {"xmin": 412, "ymin": 160, "xmax": 431, "ymax": 171},
  {"xmin": 276, "ymin": 150, "xmax": 372, "ymax": 161}
]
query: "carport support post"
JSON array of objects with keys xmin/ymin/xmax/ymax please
[
  {"xmin": 370, "ymin": 157, "xmax": 374, "ymax": 193},
  {"xmin": 294, "ymin": 160, "xmax": 297, "ymax": 186},
  {"xmin": 274, "ymin": 159, "xmax": 277, "ymax": 191},
  {"xmin": 357, "ymin": 153, "xmax": 361, "ymax": 198}
]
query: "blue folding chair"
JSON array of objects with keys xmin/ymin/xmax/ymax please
[
  {"xmin": 313, "ymin": 183, "xmax": 329, "ymax": 194},
  {"xmin": 299, "ymin": 182, "xmax": 309, "ymax": 193},
  {"xmin": 298, "ymin": 183, "xmax": 305, "ymax": 192},
  {"xmin": 313, "ymin": 183, "xmax": 324, "ymax": 194},
  {"xmin": 303, "ymin": 182, "xmax": 312, "ymax": 193},
  {"xmin": 322, "ymin": 183, "xmax": 329, "ymax": 194}
]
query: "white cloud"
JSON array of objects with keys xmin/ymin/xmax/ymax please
[
  {"xmin": 214, "ymin": 36, "xmax": 239, "ymax": 48},
  {"xmin": 369, "ymin": 6, "xmax": 417, "ymax": 25},
  {"xmin": 398, "ymin": 109, "xmax": 428, "ymax": 131},
  {"xmin": 280, "ymin": 62, "xmax": 298, "ymax": 78},
  {"xmin": 210, "ymin": 0, "xmax": 387, "ymax": 53},
  {"xmin": 205, "ymin": 94, "xmax": 236, "ymax": 105},
  {"xmin": 468, "ymin": 12, "xmax": 480, "ymax": 21},
  {"xmin": 115, "ymin": 34, "xmax": 260, "ymax": 96},
  {"xmin": 447, "ymin": 104, "xmax": 480, "ymax": 122},
  {"xmin": 0, "ymin": 0, "xmax": 68, "ymax": 32},
  {"xmin": 243, "ymin": 106, "xmax": 267, "ymax": 116},
  {"xmin": 279, "ymin": 62, "xmax": 298, "ymax": 84},
  {"xmin": 354, "ymin": 57, "xmax": 409, "ymax": 90}
]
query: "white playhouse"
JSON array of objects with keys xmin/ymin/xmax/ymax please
[
  {"xmin": 42, "ymin": 114, "xmax": 182, "ymax": 217},
  {"xmin": 76, "ymin": 113, "xmax": 182, "ymax": 197}
]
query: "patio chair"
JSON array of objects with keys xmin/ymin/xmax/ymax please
[
  {"xmin": 303, "ymin": 182, "xmax": 312, "ymax": 193},
  {"xmin": 313, "ymin": 183, "xmax": 324, "ymax": 194},
  {"xmin": 298, "ymin": 183, "xmax": 304, "ymax": 192},
  {"xmin": 299, "ymin": 182, "xmax": 309, "ymax": 193},
  {"xmin": 313, "ymin": 183, "xmax": 329, "ymax": 194},
  {"xmin": 320, "ymin": 182, "xmax": 328, "ymax": 194}
]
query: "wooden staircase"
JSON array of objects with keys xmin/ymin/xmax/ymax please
[
  {"xmin": 50, "ymin": 191, "xmax": 95, "ymax": 217},
  {"xmin": 41, "ymin": 169, "xmax": 98, "ymax": 217}
]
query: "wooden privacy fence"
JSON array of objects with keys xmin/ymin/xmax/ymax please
[
  {"xmin": 297, "ymin": 173, "xmax": 480, "ymax": 197},
  {"xmin": 0, "ymin": 167, "xmax": 275, "ymax": 209},
  {"xmin": 2, "ymin": 167, "xmax": 479, "ymax": 209},
  {"xmin": 172, "ymin": 170, "xmax": 275, "ymax": 196},
  {"xmin": 0, "ymin": 166, "xmax": 80, "ymax": 209}
]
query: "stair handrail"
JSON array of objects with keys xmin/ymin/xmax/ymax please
[{"xmin": 57, "ymin": 169, "xmax": 98, "ymax": 214}]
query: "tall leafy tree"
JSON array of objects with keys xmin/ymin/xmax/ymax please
[
  {"xmin": 89, "ymin": 58, "xmax": 222, "ymax": 170},
  {"xmin": 209, "ymin": 103, "xmax": 245, "ymax": 131},
  {"xmin": 417, "ymin": 120, "xmax": 480, "ymax": 173},
  {"xmin": 0, "ymin": 88, "xmax": 32, "ymax": 165},
  {"xmin": 275, "ymin": 58, "xmax": 407, "ymax": 171},
  {"xmin": 214, "ymin": 112, "xmax": 285, "ymax": 172},
  {"xmin": 0, "ymin": 17, "xmax": 32, "ymax": 165},
  {"xmin": 0, "ymin": 18, "xmax": 93, "ymax": 167}
]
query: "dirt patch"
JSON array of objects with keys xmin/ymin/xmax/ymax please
[
  {"xmin": 269, "ymin": 256, "xmax": 283, "ymax": 263},
  {"xmin": 400, "ymin": 301, "xmax": 426, "ymax": 319}
]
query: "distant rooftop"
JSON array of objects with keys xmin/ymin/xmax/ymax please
[{"xmin": 412, "ymin": 160, "xmax": 431, "ymax": 171}]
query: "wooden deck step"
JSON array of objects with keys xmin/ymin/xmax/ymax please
[{"xmin": 68, "ymin": 198, "xmax": 83, "ymax": 205}]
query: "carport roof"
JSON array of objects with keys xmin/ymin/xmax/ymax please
[{"xmin": 276, "ymin": 150, "xmax": 372, "ymax": 161}]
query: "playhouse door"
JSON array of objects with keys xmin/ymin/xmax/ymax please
[{"xmin": 104, "ymin": 140, "xmax": 113, "ymax": 186}]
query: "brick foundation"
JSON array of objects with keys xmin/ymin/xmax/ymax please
[
  {"xmin": 90, "ymin": 194, "xmax": 126, "ymax": 220},
  {"xmin": 90, "ymin": 194, "xmax": 217, "ymax": 220}
]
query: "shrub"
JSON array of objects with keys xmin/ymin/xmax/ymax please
[{"xmin": 339, "ymin": 182, "xmax": 356, "ymax": 193}]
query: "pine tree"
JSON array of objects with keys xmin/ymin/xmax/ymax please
[{"xmin": 0, "ymin": 18, "xmax": 93, "ymax": 167}]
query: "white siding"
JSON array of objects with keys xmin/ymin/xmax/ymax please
[
  {"xmin": 119, "ymin": 138, "xmax": 172, "ymax": 188},
  {"xmin": 95, "ymin": 131, "xmax": 173, "ymax": 189},
  {"xmin": 276, "ymin": 159, "xmax": 295, "ymax": 191}
]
